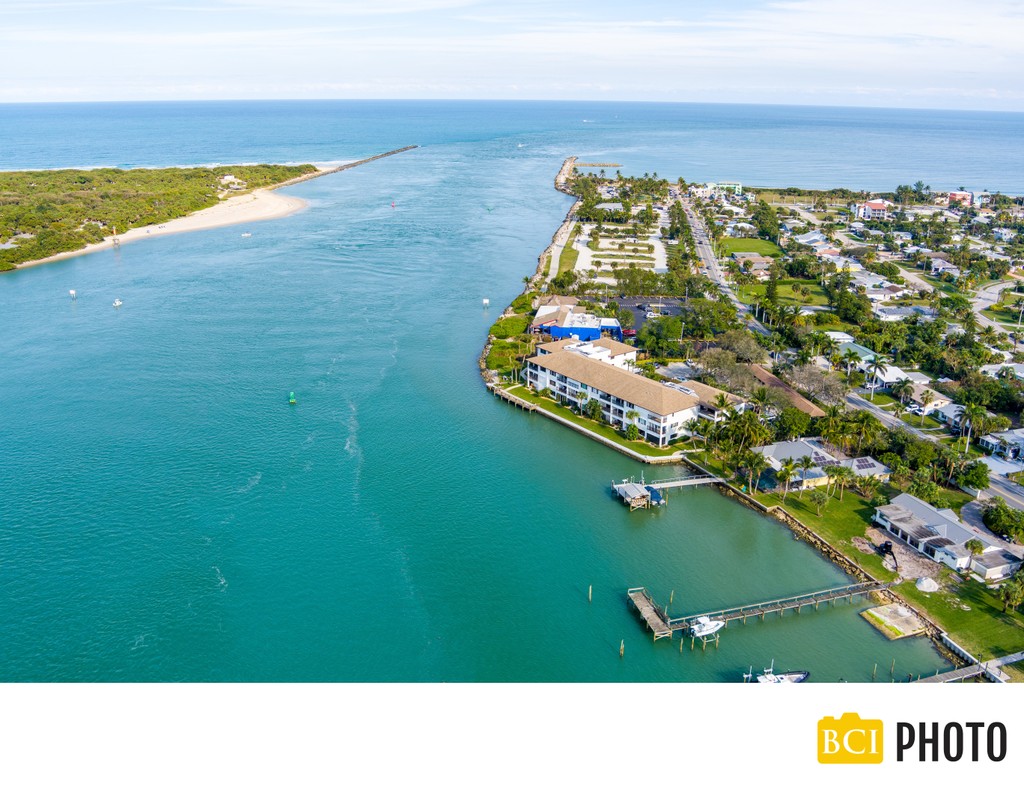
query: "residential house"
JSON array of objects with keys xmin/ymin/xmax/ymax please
[
  {"xmin": 754, "ymin": 438, "xmax": 890, "ymax": 490},
  {"xmin": 947, "ymin": 190, "xmax": 974, "ymax": 207},
  {"xmin": 978, "ymin": 428, "xmax": 1024, "ymax": 460},
  {"xmin": 980, "ymin": 363, "xmax": 1024, "ymax": 381},
  {"xmin": 873, "ymin": 304, "xmax": 937, "ymax": 322},
  {"xmin": 525, "ymin": 351, "xmax": 699, "ymax": 446},
  {"xmin": 908, "ymin": 384, "xmax": 951, "ymax": 414},
  {"xmin": 850, "ymin": 199, "xmax": 892, "ymax": 221},
  {"xmin": 874, "ymin": 493, "xmax": 1021, "ymax": 580},
  {"xmin": 731, "ymin": 252, "xmax": 774, "ymax": 271}
]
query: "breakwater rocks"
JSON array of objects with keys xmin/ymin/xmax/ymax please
[{"xmin": 273, "ymin": 145, "xmax": 419, "ymax": 189}]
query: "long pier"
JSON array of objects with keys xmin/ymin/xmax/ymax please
[
  {"xmin": 489, "ymin": 384, "xmax": 537, "ymax": 411},
  {"xmin": 914, "ymin": 650, "xmax": 1024, "ymax": 683},
  {"xmin": 627, "ymin": 581, "xmax": 889, "ymax": 640},
  {"xmin": 646, "ymin": 473, "xmax": 722, "ymax": 490}
]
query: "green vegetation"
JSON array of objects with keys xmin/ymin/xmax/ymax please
[
  {"xmin": 505, "ymin": 385, "xmax": 681, "ymax": 458},
  {"xmin": 558, "ymin": 244, "xmax": 579, "ymax": 274},
  {"xmin": 488, "ymin": 314, "xmax": 530, "ymax": 339},
  {"xmin": 894, "ymin": 577, "xmax": 1024, "ymax": 660},
  {"xmin": 735, "ymin": 279, "xmax": 829, "ymax": 308},
  {"xmin": 0, "ymin": 164, "xmax": 316, "ymax": 271},
  {"xmin": 718, "ymin": 237, "xmax": 783, "ymax": 258}
]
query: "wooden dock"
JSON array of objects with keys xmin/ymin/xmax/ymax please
[
  {"xmin": 914, "ymin": 650, "xmax": 1024, "ymax": 683},
  {"xmin": 627, "ymin": 588, "xmax": 673, "ymax": 640},
  {"xmin": 627, "ymin": 581, "xmax": 889, "ymax": 640},
  {"xmin": 646, "ymin": 473, "xmax": 722, "ymax": 490},
  {"xmin": 490, "ymin": 385, "xmax": 536, "ymax": 411}
]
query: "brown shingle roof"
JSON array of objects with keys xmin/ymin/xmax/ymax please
[
  {"xmin": 528, "ymin": 352, "xmax": 699, "ymax": 416},
  {"xmin": 747, "ymin": 365, "xmax": 826, "ymax": 418}
]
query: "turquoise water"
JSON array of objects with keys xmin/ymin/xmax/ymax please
[{"xmin": 3, "ymin": 101, "xmax": 1017, "ymax": 682}]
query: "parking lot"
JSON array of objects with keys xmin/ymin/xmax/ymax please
[{"xmin": 616, "ymin": 295, "xmax": 685, "ymax": 330}]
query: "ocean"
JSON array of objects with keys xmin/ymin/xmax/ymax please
[{"xmin": 1, "ymin": 100, "xmax": 1020, "ymax": 682}]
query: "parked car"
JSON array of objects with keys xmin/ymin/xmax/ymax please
[{"xmin": 622, "ymin": 328, "xmax": 637, "ymax": 337}]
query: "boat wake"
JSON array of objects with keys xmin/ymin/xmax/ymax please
[{"xmin": 213, "ymin": 566, "xmax": 228, "ymax": 591}]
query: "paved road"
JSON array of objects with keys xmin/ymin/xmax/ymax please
[
  {"xmin": 847, "ymin": 391, "xmax": 1024, "ymax": 510},
  {"xmin": 681, "ymin": 200, "xmax": 769, "ymax": 336},
  {"xmin": 972, "ymin": 279, "xmax": 1019, "ymax": 335}
]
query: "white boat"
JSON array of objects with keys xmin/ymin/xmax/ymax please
[
  {"xmin": 241, "ymin": 232, "xmax": 252, "ymax": 238},
  {"xmin": 690, "ymin": 615, "xmax": 725, "ymax": 637},
  {"xmin": 755, "ymin": 660, "xmax": 809, "ymax": 683},
  {"xmin": 112, "ymin": 298, "xmax": 122, "ymax": 308}
]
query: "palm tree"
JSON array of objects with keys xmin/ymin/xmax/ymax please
[
  {"xmin": 624, "ymin": 409, "xmax": 639, "ymax": 432},
  {"xmin": 891, "ymin": 377, "xmax": 914, "ymax": 405},
  {"xmin": 842, "ymin": 349, "xmax": 860, "ymax": 381},
  {"xmin": 832, "ymin": 465, "xmax": 856, "ymax": 501},
  {"xmin": 797, "ymin": 455, "xmax": 815, "ymax": 498},
  {"xmin": 961, "ymin": 403, "xmax": 986, "ymax": 454},
  {"xmin": 920, "ymin": 389, "xmax": 934, "ymax": 426},
  {"xmin": 777, "ymin": 458, "xmax": 796, "ymax": 503},
  {"xmin": 866, "ymin": 355, "xmax": 890, "ymax": 401},
  {"xmin": 964, "ymin": 539, "xmax": 985, "ymax": 576},
  {"xmin": 808, "ymin": 488, "xmax": 829, "ymax": 517},
  {"xmin": 750, "ymin": 386, "xmax": 771, "ymax": 415},
  {"xmin": 743, "ymin": 451, "xmax": 769, "ymax": 494}
]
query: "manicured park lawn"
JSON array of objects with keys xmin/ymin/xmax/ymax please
[
  {"xmin": 982, "ymin": 305, "xmax": 1024, "ymax": 329},
  {"xmin": 719, "ymin": 237, "xmax": 783, "ymax": 258}
]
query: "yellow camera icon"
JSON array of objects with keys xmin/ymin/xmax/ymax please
[{"xmin": 818, "ymin": 713, "xmax": 884, "ymax": 764}]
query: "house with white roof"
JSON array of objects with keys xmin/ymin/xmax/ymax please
[
  {"xmin": 979, "ymin": 428, "xmax": 1024, "ymax": 460},
  {"xmin": 792, "ymin": 230, "xmax": 829, "ymax": 248},
  {"xmin": 874, "ymin": 493, "xmax": 1021, "ymax": 580},
  {"xmin": 980, "ymin": 363, "xmax": 1024, "ymax": 381}
]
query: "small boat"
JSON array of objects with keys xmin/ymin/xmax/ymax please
[
  {"xmin": 755, "ymin": 660, "xmax": 809, "ymax": 683},
  {"xmin": 112, "ymin": 298, "xmax": 122, "ymax": 308},
  {"xmin": 690, "ymin": 615, "xmax": 725, "ymax": 637},
  {"xmin": 241, "ymin": 232, "xmax": 252, "ymax": 238},
  {"xmin": 289, "ymin": 391, "xmax": 297, "ymax": 405}
]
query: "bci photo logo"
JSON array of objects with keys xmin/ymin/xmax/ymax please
[
  {"xmin": 818, "ymin": 713, "xmax": 884, "ymax": 764},
  {"xmin": 818, "ymin": 713, "xmax": 1008, "ymax": 764}
]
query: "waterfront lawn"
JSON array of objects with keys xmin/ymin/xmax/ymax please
[
  {"xmin": 505, "ymin": 386, "xmax": 682, "ymax": 458},
  {"xmin": 719, "ymin": 237, "xmax": 783, "ymax": 258},
  {"xmin": 894, "ymin": 577, "xmax": 1024, "ymax": 661}
]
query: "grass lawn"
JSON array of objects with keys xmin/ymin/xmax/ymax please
[
  {"xmin": 900, "ymin": 412, "xmax": 946, "ymax": 430},
  {"xmin": 894, "ymin": 577, "xmax": 1024, "ymax": 661},
  {"xmin": 735, "ymin": 278, "xmax": 830, "ymax": 307},
  {"xmin": 504, "ymin": 385, "xmax": 682, "ymax": 458},
  {"xmin": 558, "ymin": 244, "xmax": 579, "ymax": 274},
  {"xmin": 982, "ymin": 305, "xmax": 1024, "ymax": 328},
  {"xmin": 689, "ymin": 450, "xmax": 1023, "ymax": 658},
  {"xmin": 718, "ymin": 237, "xmax": 783, "ymax": 258},
  {"xmin": 862, "ymin": 391, "xmax": 900, "ymax": 408}
]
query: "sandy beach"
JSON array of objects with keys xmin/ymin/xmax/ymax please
[
  {"xmin": 16, "ymin": 187, "xmax": 309, "ymax": 270},
  {"xmin": 13, "ymin": 146, "xmax": 418, "ymax": 271}
]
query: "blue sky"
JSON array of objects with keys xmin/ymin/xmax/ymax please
[{"xmin": 3, "ymin": 0, "xmax": 1022, "ymax": 109}]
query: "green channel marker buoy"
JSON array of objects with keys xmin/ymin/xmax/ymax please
[{"xmin": 289, "ymin": 392, "xmax": 296, "ymax": 405}]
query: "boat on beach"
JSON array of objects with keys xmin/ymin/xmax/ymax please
[{"xmin": 690, "ymin": 615, "xmax": 725, "ymax": 637}]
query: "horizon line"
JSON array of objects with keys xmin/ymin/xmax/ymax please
[{"xmin": 1, "ymin": 97, "xmax": 1022, "ymax": 116}]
